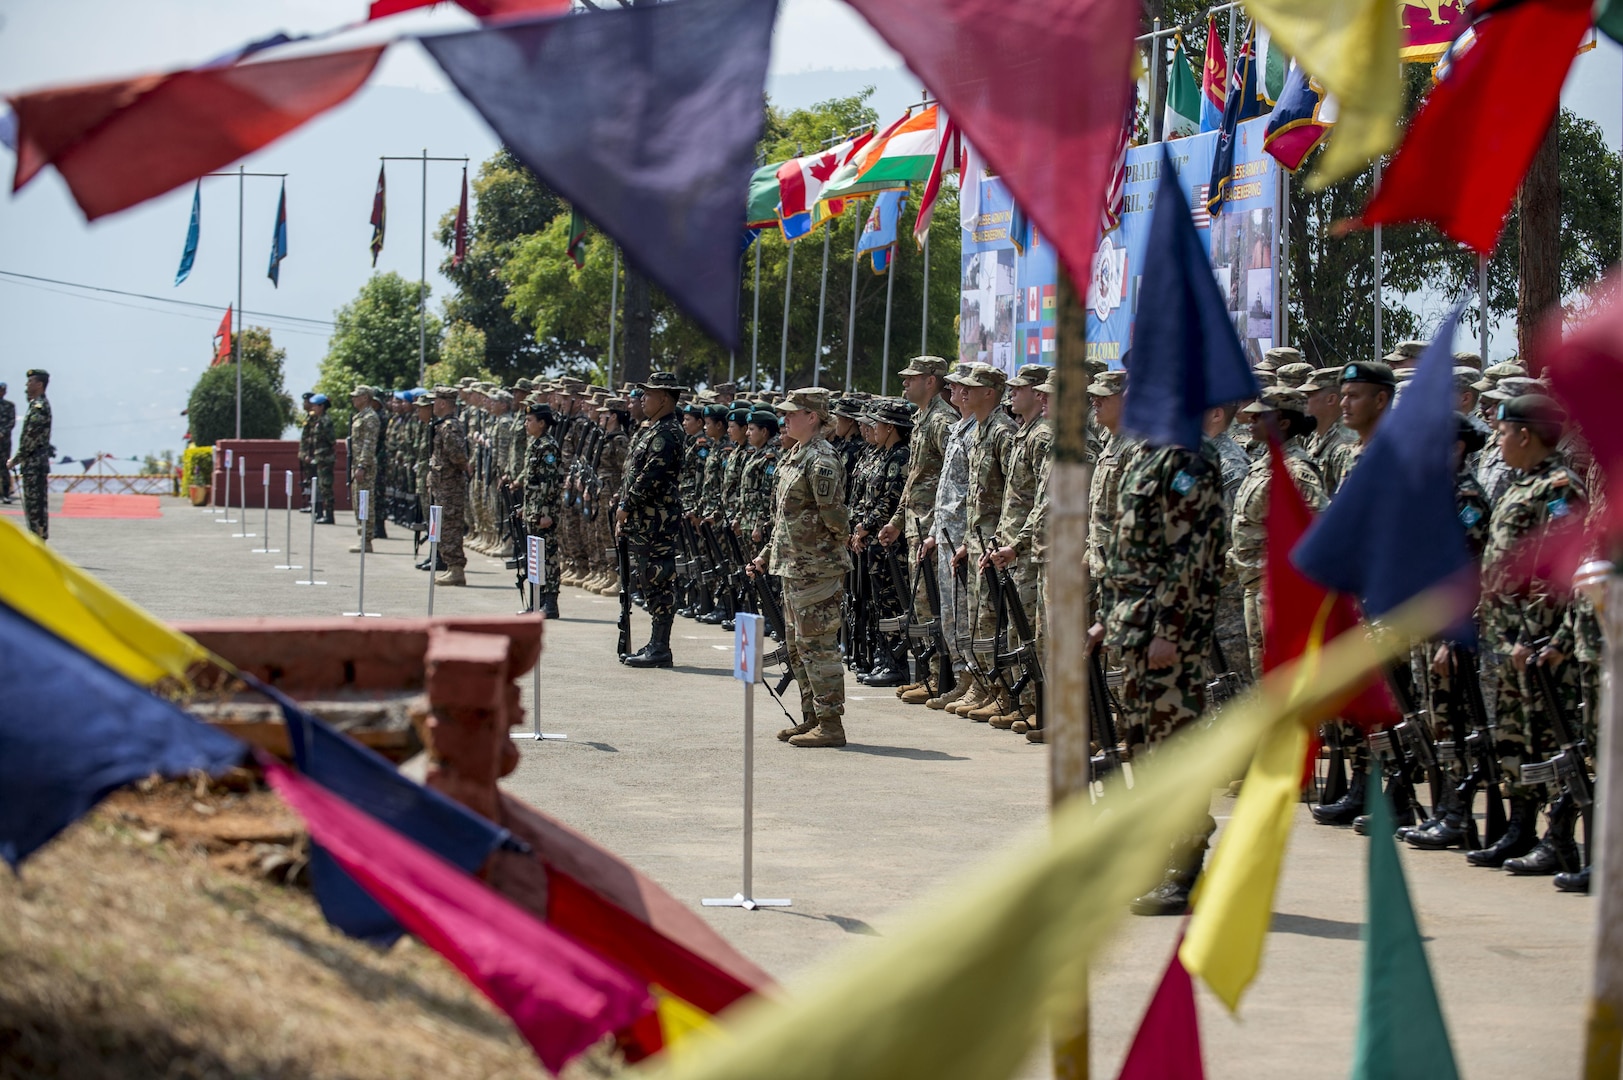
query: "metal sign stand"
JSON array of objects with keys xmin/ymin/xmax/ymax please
[
  {"xmin": 219, "ymin": 448, "xmax": 237, "ymax": 524},
  {"xmin": 275, "ymin": 471, "xmax": 302, "ymax": 570},
  {"xmin": 704, "ymin": 612, "xmax": 790, "ymax": 911},
  {"xmin": 295, "ymin": 476, "xmax": 327, "ymax": 587},
  {"xmin": 232, "ymin": 457, "xmax": 255, "ymax": 538},
  {"xmin": 253, "ymin": 463, "xmax": 279, "ymax": 553},
  {"xmin": 513, "ymin": 535, "xmax": 566, "ymax": 742},
  {"xmin": 426, "ymin": 504, "xmax": 441, "ymax": 616},
  {"xmin": 344, "ymin": 489, "xmax": 381, "ymax": 617}
]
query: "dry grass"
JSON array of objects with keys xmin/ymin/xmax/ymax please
[{"xmin": 0, "ymin": 783, "xmax": 549, "ymax": 1080}]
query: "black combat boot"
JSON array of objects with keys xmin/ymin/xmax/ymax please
[
  {"xmin": 375, "ymin": 521, "xmax": 389, "ymax": 540},
  {"xmin": 541, "ymin": 593, "xmax": 561, "ymax": 620},
  {"xmin": 1466, "ymin": 795, "xmax": 1541, "ymax": 867},
  {"xmin": 1130, "ymin": 833, "xmax": 1210, "ymax": 917},
  {"xmin": 1312, "ymin": 767, "xmax": 1367, "ymax": 826},
  {"xmin": 317, "ymin": 509, "xmax": 335, "ymax": 525},
  {"xmin": 863, "ymin": 640, "xmax": 907, "ymax": 688},
  {"xmin": 623, "ymin": 619, "xmax": 674, "ymax": 669},
  {"xmin": 1555, "ymin": 866, "xmax": 1592, "ymax": 893},
  {"xmin": 1504, "ymin": 795, "xmax": 1581, "ymax": 876}
]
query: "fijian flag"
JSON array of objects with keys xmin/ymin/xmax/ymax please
[
  {"xmin": 267, "ymin": 180, "xmax": 288, "ymax": 287},
  {"xmin": 369, "ymin": 164, "xmax": 386, "ymax": 267},
  {"xmin": 1263, "ymin": 62, "xmax": 1338, "ymax": 173}
]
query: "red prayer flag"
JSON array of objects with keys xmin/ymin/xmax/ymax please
[
  {"xmin": 1118, "ymin": 937, "xmax": 1204, "ymax": 1080},
  {"xmin": 10, "ymin": 46, "xmax": 385, "ymax": 221},
  {"xmin": 1354, "ymin": 0, "xmax": 1593, "ymax": 254},
  {"xmin": 369, "ymin": 0, "xmax": 569, "ymax": 18},
  {"xmin": 452, "ymin": 165, "xmax": 469, "ymax": 267},
  {"xmin": 211, "ymin": 305, "xmax": 233, "ymax": 366},
  {"xmin": 840, "ymin": 0, "xmax": 1137, "ymax": 286},
  {"xmin": 262, "ymin": 759, "xmax": 653, "ymax": 1074}
]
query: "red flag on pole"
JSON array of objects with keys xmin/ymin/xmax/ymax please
[
  {"xmin": 369, "ymin": 163, "xmax": 387, "ymax": 267},
  {"xmin": 452, "ymin": 165, "xmax": 469, "ymax": 268},
  {"xmin": 369, "ymin": 0, "xmax": 569, "ymax": 18},
  {"xmin": 211, "ymin": 305, "xmax": 233, "ymax": 366},
  {"xmin": 1352, "ymin": 0, "xmax": 1592, "ymax": 253},
  {"xmin": 10, "ymin": 46, "xmax": 385, "ymax": 222}
]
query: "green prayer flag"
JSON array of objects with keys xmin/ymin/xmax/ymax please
[
  {"xmin": 1164, "ymin": 37, "xmax": 1202, "ymax": 140},
  {"xmin": 1349, "ymin": 786, "xmax": 1461, "ymax": 1080},
  {"xmin": 1600, "ymin": 0, "xmax": 1623, "ymax": 45}
]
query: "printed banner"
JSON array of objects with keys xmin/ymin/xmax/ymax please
[{"xmin": 959, "ymin": 173, "xmax": 1056, "ymax": 374}]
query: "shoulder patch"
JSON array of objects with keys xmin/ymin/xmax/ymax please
[
  {"xmin": 698, "ymin": 447, "xmax": 709, "ymax": 459},
  {"xmin": 1171, "ymin": 470, "xmax": 1197, "ymax": 496},
  {"xmin": 1459, "ymin": 504, "xmax": 1483, "ymax": 527},
  {"xmin": 1548, "ymin": 498, "xmax": 1571, "ymax": 519},
  {"xmin": 765, "ymin": 463, "xmax": 776, "ymax": 476},
  {"xmin": 544, "ymin": 453, "xmax": 556, "ymax": 465}
]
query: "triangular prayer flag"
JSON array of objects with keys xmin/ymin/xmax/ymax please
[
  {"xmin": 1354, "ymin": 0, "xmax": 1592, "ymax": 253},
  {"xmin": 452, "ymin": 165, "xmax": 469, "ymax": 268},
  {"xmin": 262, "ymin": 758, "xmax": 652, "ymax": 1075},
  {"xmin": 1121, "ymin": 146, "xmax": 1258, "ymax": 449},
  {"xmin": 1350, "ymin": 784, "xmax": 1462, "ymax": 1080},
  {"xmin": 267, "ymin": 179, "xmax": 287, "ymax": 286},
  {"xmin": 1163, "ymin": 35, "xmax": 1202, "ymax": 140},
  {"xmin": 839, "ymin": 0, "xmax": 1137, "ymax": 285},
  {"xmin": 175, "ymin": 180, "xmax": 200, "ymax": 286},
  {"xmin": 370, "ymin": 163, "xmax": 386, "ymax": 267},
  {"xmin": 10, "ymin": 46, "xmax": 385, "ymax": 221},
  {"xmin": 213, "ymin": 305, "xmax": 233, "ymax": 366},
  {"xmin": 0, "ymin": 598, "xmax": 245, "ymax": 869},
  {"xmin": 1118, "ymin": 939, "xmax": 1205, "ymax": 1080},
  {"xmin": 420, "ymin": 0, "xmax": 778, "ymax": 349},
  {"xmin": 1292, "ymin": 306, "xmax": 1475, "ymax": 625}
]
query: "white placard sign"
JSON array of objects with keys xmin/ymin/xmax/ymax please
[
  {"xmin": 224, "ymin": 448, "xmax": 233, "ymax": 469},
  {"xmin": 428, "ymin": 504, "xmax": 442, "ymax": 544},
  {"xmin": 285, "ymin": 470, "xmax": 293, "ymax": 496},
  {"xmin": 732, "ymin": 612, "xmax": 763, "ymax": 684},
  {"xmin": 238, "ymin": 456, "xmax": 245, "ymax": 477},
  {"xmin": 357, "ymin": 489, "xmax": 369, "ymax": 519},
  {"xmin": 527, "ymin": 535, "xmax": 542, "ymax": 586}
]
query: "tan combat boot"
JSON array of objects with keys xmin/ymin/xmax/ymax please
[
  {"xmin": 348, "ymin": 541, "xmax": 374, "ymax": 554},
  {"xmin": 900, "ymin": 684, "xmax": 933, "ymax": 705},
  {"xmin": 946, "ymin": 681, "xmax": 986, "ymax": 716},
  {"xmin": 967, "ymin": 686, "xmax": 1011, "ymax": 723},
  {"xmin": 788, "ymin": 718, "xmax": 847, "ymax": 748},
  {"xmin": 598, "ymin": 575, "xmax": 621, "ymax": 596},
  {"xmin": 1011, "ymin": 703, "xmax": 1040, "ymax": 735},
  {"xmin": 894, "ymin": 681, "xmax": 922, "ymax": 699},
  {"xmin": 435, "ymin": 565, "xmax": 466, "ymax": 587},
  {"xmin": 928, "ymin": 671, "xmax": 972, "ymax": 710},
  {"xmin": 778, "ymin": 715, "xmax": 817, "ymax": 742}
]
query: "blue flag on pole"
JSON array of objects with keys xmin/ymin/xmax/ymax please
[
  {"xmin": 175, "ymin": 180, "xmax": 201, "ymax": 286},
  {"xmin": 1292, "ymin": 305, "xmax": 1474, "ymax": 626},
  {"xmin": 419, "ymin": 0, "xmax": 779, "ymax": 350},
  {"xmin": 1121, "ymin": 147, "xmax": 1259, "ymax": 450},
  {"xmin": 857, "ymin": 190, "xmax": 903, "ymax": 273},
  {"xmin": 1206, "ymin": 31, "xmax": 1265, "ymax": 216},
  {"xmin": 0, "ymin": 601, "xmax": 246, "ymax": 869},
  {"xmin": 267, "ymin": 180, "xmax": 288, "ymax": 287},
  {"xmin": 248, "ymin": 676, "xmax": 515, "ymax": 945}
]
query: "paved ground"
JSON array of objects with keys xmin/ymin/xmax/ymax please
[{"xmin": 24, "ymin": 494, "xmax": 1596, "ymax": 1078}]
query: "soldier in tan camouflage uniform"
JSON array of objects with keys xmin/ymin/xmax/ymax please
[
  {"xmin": 347, "ymin": 385, "xmax": 381, "ymax": 554},
  {"xmin": 750, "ymin": 388, "xmax": 851, "ymax": 748},
  {"xmin": 1302, "ymin": 367, "xmax": 1358, "ymax": 496},
  {"xmin": 925, "ymin": 372, "xmax": 976, "ymax": 710}
]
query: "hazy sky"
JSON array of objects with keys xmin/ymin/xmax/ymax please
[{"xmin": 0, "ymin": 1, "xmax": 1616, "ymax": 461}]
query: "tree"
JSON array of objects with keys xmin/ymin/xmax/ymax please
[
  {"xmin": 140, "ymin": 450, "xmax": 175, "ymax": 476},
  {"xmin": 187, "ymin": 363, "xmax": 286, "ymax": 446},
  {"xmin": 228, "ymin": 326, "xmax": 294, "ymax": 428},
  {"xmin": 316, "ymin": 272, "xmax": 442, "ymax": 431},
  {"xmin": 424, "ymin": 321, "xmax": 494, "ymax": 387}
]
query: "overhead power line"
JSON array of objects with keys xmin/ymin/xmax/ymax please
[{"xmin": 0, "ymin": 269, "xmax": 337, "ymax": 329}]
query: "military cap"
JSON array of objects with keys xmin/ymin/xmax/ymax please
[
  {"xmin": 1086, "ymin": 369, "xmax": 1127, "ymax": 397},
  {"xmin": 1340, "ymin": 360, "xmax": 1397, "ymax": 387},
  {"xmin": 559, "ymin": 376, "xmax": 585, "ymax": 391},
  {"xmin": 960, "ymin": 362, "xmax": 1007, "ymax": 390},
  {"xmin": 1483, "ymin": 361, "xmax": 1527, "ymax": 380},
  {"xmin": 1301, "ymin": 367, "xmax": 1343, "ymax": 392},
  {"xmin": 899, "ymin": 354, "xmax": 951, "ymax": 377},
  {"xmin": 1498, "ymin": 376, "xmax": 1547, "ymax": 397},
  {"xmin": 747, "ymin": 407, "xmax": 780, "ymax": 429},
  {"xmin": 1275, "ymin": 361, "xmax": 1316, "ymax": 388},
  {"xmin": 310, "ymin": 393, "xmax": 329, "ymax": 406},
  {"xmin": 413, "ymin": 395, "xmax": 432, "ymax": 408},
  {"xmin": 434, "ymin": 385, "xmax": 459, "ymax": 401},
  {"xmin": 1253, "ymin": 371, "xmax": 1280, "ymax": 388},
  {"xmin": 637, "ymin": 371, "xmax": 688, "ymax": 395},
  {"xmin": 776, "ymin": 386, "xmax": 833, "ymax": 416},
  {"xmin": 350, "ymin": 384, "xmax": 373, "ymax": 398},
  {"xmin": 1452, "ymin": 351, "xmax": 1483, "ymax": 370},
  {"xmin": 1034, "ymin": 374, "xmax": 1057, "ymax": 394},
  {"xmin": 1258, "ymin": 347, "xmax": 1302, "ymax": 372},
  {"xmin": 458, "ymin": 376, "xmax": 477, "ymax": 387},
  {"xmin": 526, "ymin": 401, "xmax": 554, "ymax": 422},
  {"xmin": 24, "ymin": 368, "xmax": 49, "ymax": 383},
  {"xmin": 1007, "ymin": 362, "xmax": 1051, "ymax": 388},
  {"xmin": 301, "ymin": 391, "xmax": 314, "ymax": 400},
  {"xmin": 1497, "ymin": 393, "xmax": 1566, "ymax": 431},
  {"xmin": 711, "ymin": 382, "xmax": 737, "ymax": 395},
  {"xmin": 831, "ymin": 395, "xmax": 864, "ymax": 418},
  {"xmin": 703, "ymin": 403, "xmax": 729, "ymax": 420},
  {"xmin": 514, "ymin": 377, "xmax": 534, "ymax": 391},
  {"xmin": 606, "ymin": 397, "xmax": 630, "ymax": 411},
  {"xmin": 871, "ymin": 399, "xmax": 915, "ymax": 428},
  {"xmin": 1452, "ymin": 366, "xmax": 1483, "ymax": 392},
  {"xmin": 944, "ymin": 366, "xmax": 972, "ymax": 386},
  {"xmin": 1242, "ymin": 386, "xmax": 1308, "ymax": 415},
  {"xmin": 1481, "ymin": 386, "xmax": 1512, "ymax": 403},
  {"xmin": 726, "ymin": 406, "xmax": 752, "ymax": 424},
  {"xmin": 1085, "ymin": 358, "xmax": 1110, "ymax": 378},
  {"xmin": 1456, "ymin": 412, "xmax": 1489, "ymax": 454},
  {"xmin": 1383, "ymin": 339, "xmax": 1427, "ymax": 365}
]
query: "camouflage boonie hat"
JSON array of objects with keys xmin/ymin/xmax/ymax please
[
  {"xmin": 1085, "ymin": 358, "xmax": 1110, "ymax": 377},
  {"xmin": 1242, "ymin": 386, "xmax": 1308, "ymax": 415},
  {"xmin": 1383, "ymin": 339, "xmax": 1427, "ymax": 364},
  {"xmin": 1086, "ymin": 369, "xmax": 1126, "ymax": 397},
  {"xmin": 898, "ymin": 354, "xmax": 950, "ymax": 377},
  {"xmin": 638, "ymin": 371, "xmax": 688, "ymax": 395},
  {"xmin": 711, "ymin": 382, "xmax": 737, "ymax": 396},
  {"xmin": 1483, "ymin": 361, "xmax": 1528, "ymax": 381},
  {"xmin": 458, "ymin": 376, "xmax": 477, "ymax": 387},
  {"xmin": 350, "ymin": 384, "xmax": 374, "ymax": 397},
  {"xmin": 413, "ymin": 394, "xmax": 432, "ymax": 407},
  {"xmin": 514, "ymin": 377, "xmax": 534, "ymax": 391},
  {"xmin": 433, "ymin": 385, "xmax": 459, "ymax": 401},
  {"xmin": 1453, "ymin": 351, "xmax": 1483, "ymax": 370},
  {"xmin": 1300, "ymin": 367, "xmax": 1342, "ymax": 392},
  {"xmin": 831, "ymin": 395, "xmax": 864, "ymax": 419},
  {"xmin": 1007, "ymin": 363, "xmax": 1050, "ymax": 388},
  {"xmin": 1259, "ymin": 346, "xmax": 1302, "ymax": 372},
  {"xmin": 1275, "ymin": 361, "xmax": 1315, "ymax": 388},
  {"xmin": 960, "ymin": 362, "xmax": 1007, "ymax": 390},
  {"xmin": 776, "ymin": 387, "xmax": 833, "ymax": 416},
  {"xmin": 871, "ymin": 399, "xmax": 914, "ymax": 428}
]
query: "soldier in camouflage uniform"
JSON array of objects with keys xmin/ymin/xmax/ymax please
[
  {"xmin": 0, "ymin": 381, "xmax": 14, "ymax": 504},
  {"xmin": 347, "ymin": 386, "xmax": 381, "ymax": 554},
  {"xmin": 308, "ymin": 394, "xmax": 336, "ymax": 525},
  {"xmin": 752, "ymin": 388, "xmax": 851, "ymax": 747},
  {"xmin": 1302, "ymin": 367, "xmax": 1358, "ymax": 497},
  {"xmin": 721, "ymin": 405, "xmax": 754, "ymax": 537},
  {"xmin": 521, "ymin": 402, "xmax": 563, "ymax": 618},
  {"xmin": 851, "ymin": 400, "xmax": 911, "ymax": 688},
  {"xmin": 926, "ymin": 373, "xmax": 977, "ymax": 709},
  {"xmin": 1467, "ymin": 395, "xmax": 1588, "ymax": 875},
  {"xmin": 617, "ymin": 372, "xmax": 686, "ymax": 668},
  {"xmin": 10, "ymin": 369, "xmax": 52, "ymax": 539},
  {"xmin": 1010, "ymin": 372, "xmax": 1056, "ymax": 741},
  {"xmin": 950, "ymin": 363, "xmax": 1017, "ymax": 723},
  {"xmin": 413, "ymin": 396, "xmax": 443, "ymax": 571},
  {"xmin": 589, "ymin": 401, "xmax": 631, "ymax": 597},
  {"xmin": 428, "ymin": 387, "xmax": 471, "ymax": 585},
  {"xmin": 739, "ymin": 408, "xmax": 781, "ymax": 546}
]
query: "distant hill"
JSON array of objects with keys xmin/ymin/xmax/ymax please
[{"xmin": 766, "ymin": 66, "xmax": 924, "ymax": 124}]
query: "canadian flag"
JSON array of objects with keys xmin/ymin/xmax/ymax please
[{"xmin": 775, "ymin": 131, "xmax": 873, "ymax": 221}]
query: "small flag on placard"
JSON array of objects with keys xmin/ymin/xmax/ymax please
[
  {"xmin": 370, "ymin": 164, "xmax": 386, "ymax": 266},
  {"xmin": 175, "ymin": 180, "xmax": 201, "ymax": 286},
  {"xmin": 267, "ymin": 180, "xmax": 288, "ymax": 287}
]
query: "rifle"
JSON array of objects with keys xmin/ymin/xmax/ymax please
[
  {"xmin": 975, "ymin": 527, "xmax": 1046, "ymax": 724},
  {"xmin": 740, "ymin": 530, "xmax": 796, "ymax": 696},
  {"xmin": 1205, "ymin": 638, "xmax": 1245, "ymax": 713},
  {"xmin": 583, "ymin": 430, "xmax": 610, "ymax": 521},
  {"xmin": 1523, "ymin": 640, "xmax": 1594, "ymax": 860},
  {"xmin": 908, "ymin": 516, "xmax": 954, "ymax": 697},
  {"xmin": 1088, "ymin": 646, "xmax": 1124, "ymax": 782},
  {"xmin": 1437, "ymin": 644, "xmax": 1503, "ymax": 849},
  {"xmin": 1367, "ymin": 660, "xmax": 1431, "ymax": 828},
  {"xmin": 699, "ymin": 520, "xmax": 739, "ymax": 621},
  {"xmin": 969, "ymin": 527, "xmax": 1014, "ymax": 701},
  {"xmin": 616, "ymin": 533, "xmax": 634, "ymax": 659},
  {"xmin": 722, "ymin": 527, "xmax": 758, "ymax": 616}
]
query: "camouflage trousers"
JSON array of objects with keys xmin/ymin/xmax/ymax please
[
  {"xmin": 1119, "ymin": 640, "xmax": 1206, "ymax": 749},
  {"xmin": 626, "ymin": 511, "xmax": 677, "ymax": 622},
  {"xmin": 966, "ymin": 532, "xmax": 999, "ymax": 673},
  {"xmin": 1493, "ymin": 653, "xmax": 1585, "ymax": 799},
  {"xmin": 1236, "ymin": 580, "xmax": 1263, "ymax": 683},
  {"xmin": 1009, "ymin": 565, "xmax": 1040, "ymax": 708},
  {"xmin": 352, "ymin": 470, "xmax": 375, "ymax": 544},
  {"xmin": 936, "ymin": 538, "xmax": 971, "ymax": 671},
  {"xmin": 19, "ymin": 457, "xmax": 47, "ymax": 539},
  {"xmin": 0, "ymin": 435, "xmax": 11, "ymax": 499},
  {"xmin": 522, "ymin": 523, "xmax": 561, "ymax": 596},
  {"xmin": 314, "ymin": 462, "xmax": 334, "ymax": 517},
  {"xmin": 429, "ymin": 476, "xmax": 468, "ymax": 569},
  {"xmin": 785, "ymin": 576, "xmax": 845, "ymax": 722}
]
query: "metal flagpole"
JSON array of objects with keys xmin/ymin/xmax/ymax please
[
  {"xmin": 1478, "ymin": 254, "xmax": 1490, "ymax": 360},
  {"xmin": 379, "ymin": 152, "xmax": 469, "ymax": 386},
  {"xmin": 920, "ymin": 230, "xmax": 930, "ymax": 361},
  {"xmin": 1272, "ymin": 166, "xmax": 1285, "ymax": 347},
  {"xmin": 880, "ymin": 243, "xmax": 896, "ymax": 396},
  {"xmin": 845, "ymin": 202, "xmax": 863, "ymax": 391},
  {"xmin": 1148, "ymin": 18, "xmax": 1161, "ymax": 143},
  {"xmin": 813, "ymin": 225, "xmax": 832, "ymax": 387},
  {"xmin": 513, "ymin": 535, "xmax": 566, "ymax": 742},
  {"xmin": 1280, "ymin": 169, "xmax": 1291, "ymax": 346},
  {"xmin": 608, "ymin": 246, "xmax": 620, "ymax": 389},
  {"xmin": 751, "ymin": 238, "xmax": 762, "ymax": 391},
  {"xmin": 1373, "ymin": 159, "xmax": 1384, "ymax": 360},
  {"xmin": 236, "ymin": 165, "xmax": 244, "ymax": 440},
  {"xmin": 779, "ymin": 240, "xmax": 796, "ymax": 390}
]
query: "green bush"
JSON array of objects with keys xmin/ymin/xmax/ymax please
[{"xmin": 187, "ymin": 364, "xmax": 287, "ymax": 447}]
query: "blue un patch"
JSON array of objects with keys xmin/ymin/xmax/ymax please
[
  {"xmin": 1171, "ymin": 470, "xmax": 1196, "ymax": 495},
  {"xmin": 1548, "ymin": 498, "xmax": 1570, "ymax": 519},
  {"xmin": 1460, "ymin": 505, "xmax": 1483, "ymax": 527}
]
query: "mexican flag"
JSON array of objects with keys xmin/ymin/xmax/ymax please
[
  {"xmin": 820, "ymin": 105, "xmax": 941, "ymax": 200},
  {"xmin": 1163, "ymin": 36, "xmax": 1201, "ymax": 139}
]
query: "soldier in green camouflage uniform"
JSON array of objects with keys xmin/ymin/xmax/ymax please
[
  {"xmin": 851, "ymin": 400, "xmax": 911, "ymax": 688},
  {"xmin": 347, "ymin": 386, "xmax": 381, "ymax": 553},
  {"xmin": 1011, "ymin": 373, "xmax": 1055, "ymax": 741},
  {"xmin": 927, "ymin": 379, "xmax": 976, "ymax": 709},
  {"xmin": 307, "ymin": 395, "xmax": 336, "ymax": 524},
  {"xmin": 412, "ymin": 396, "xmax": 442, "ymax": 570},
  {"xmin": 589, "ymin": 401, "xmax": 631, "ymax": 597},
  {"xmin": 521, "ymin": 402, "xmax": 563, "ymax": 617},
  {"xmin": 617, "ymin": 373, "xmax": 686, "ymax": 668},
  {"xmin": 739, "ymin": 408, "xmax": 781, "ymax": 546},
  {"xmin": 950, "ymin": 364, "xmax": 1017, "ymax": 722},
  {"xmin": 11, "ymin": 370, "xmax": 52, "ymax": 538},
  {"xmin": 429, "ymin": 387, "xmax": 471, "ymax": 585},
  {"xmin": 0, "ymin": 381, "xmax": 14, "ymax": 504},
  {"xmin": 753, "ymin": 388, "xmax": 851, "ymax": 747}
]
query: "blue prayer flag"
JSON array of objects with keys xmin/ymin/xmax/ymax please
[
  {"xmin": 0, "ymin": 601, "xmax": 245, "ymax": 869},
  {"xmin": 248, "ymin": 676, "xmax": 514, "ymax": 945},
  {"xmin": 175, "ymin": 180, "xmax": 201, "ymax": 286},
  {"xmin": 419, "ymin": 0, "xmax": 779, "ymax": 350},
  {"xmin": 1207, "ymin": 31, "xmax": 1265, "ymax": 216},
  {"xmin": 1292, "ymin": 305, "xmax": 1475, "ymax": 626},
  {"xmin": 1121, "ymin": 147, "xmax": 1259, "ymax": 450},
  {"xmin": 267, "ymin": 180, "xmax": 287, "ymax": 287}
]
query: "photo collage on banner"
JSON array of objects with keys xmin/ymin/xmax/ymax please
[{"xmin": 959, "ymin": 169, "xmax": 1056, "ymax": 376}]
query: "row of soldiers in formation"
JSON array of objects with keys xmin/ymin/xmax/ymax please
[{"xmin": 2, "ymin": 370, "xmax": 52, "ymax": 539}]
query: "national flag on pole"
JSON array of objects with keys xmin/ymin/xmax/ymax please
[
  {"xmin": 267, "ymin": 180, "xmax": 288, "ymax": 286},
  {"xmin": 1163, "ymin": 35, "xmax": 1202, "ymax": 140},
  {"xmin": 777, "ymin": 207, "xmax": 813, "ymax": 242},
  {"xmin": 1264, "ymin": 63, "xmax": 1339, "ymax": 172},
  {"xmin": 820, "ymin": 106, "xmax": 941, "ymax": 201},
  {"xmin": 1253, "ymin": 25, "xmax": 1290, "ymax": 106},
  {"xmin": 452, "ymin": 166, "xmax": 469, "ymax": 268},
  {"xmin": 1199, "ymin": 16, "xmax": 1228, "ymax": 133},
  {"xmin": 369, "ymin": 163, "xmax": 386, "ymax": 267},
  {"xmin": 912, "ymin": 117, "xmax": 958, "ymax": 248},
  {"xmin": 369, "ymin": 0, "xmax": 571, "ymax": 19},
  {"xmin": 212, "ymin": 305, "xmax": 233, "ymax": 366},
  {"xmin": 959, "ymin": 139, "xmax": 982, "ymax": 235},
  {"xmin": 175, "ymin": 180, "xmax": 201, "ymax": 286},
  {"xmin": 1399, "ymin": 0, "xmax": 1470, "ymax": 61},
  {"xmin": 776, "ymin": 132, "xmax": 873, "ymax": 221},
  {"xmin": 1101, "ymin": 84, "xmax": 1136, "ymax": 234},
  {"xmin": 858, "ymin": 189, "xmax": 903, "ymax": 274},
  {"xmin": 1602, "ymin": 0, "xmax": 1623, "ymax": 44},
  {"xmin": 745, "ymin": 161, "xmax": 784, "ymax": 229},
  {"xmin": 1354, "ymin": 0, "xmax": 1592, "ymax": 254},
  {"xmin": 567, "ymin": 204, "xmax": 588, "ymax": 268},
  {"xmin": 1206, "ymin": 30, "xmax": 1265, "ymax": 216}
]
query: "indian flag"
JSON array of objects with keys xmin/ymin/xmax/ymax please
[{"xmin": 820, "ymin": 105, "xmax": 941, "ymax": 201}]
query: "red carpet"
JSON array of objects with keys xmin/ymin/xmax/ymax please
[{"xmin": 57, "ymin": 493, "xmax": 163, "ymax": 519}]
